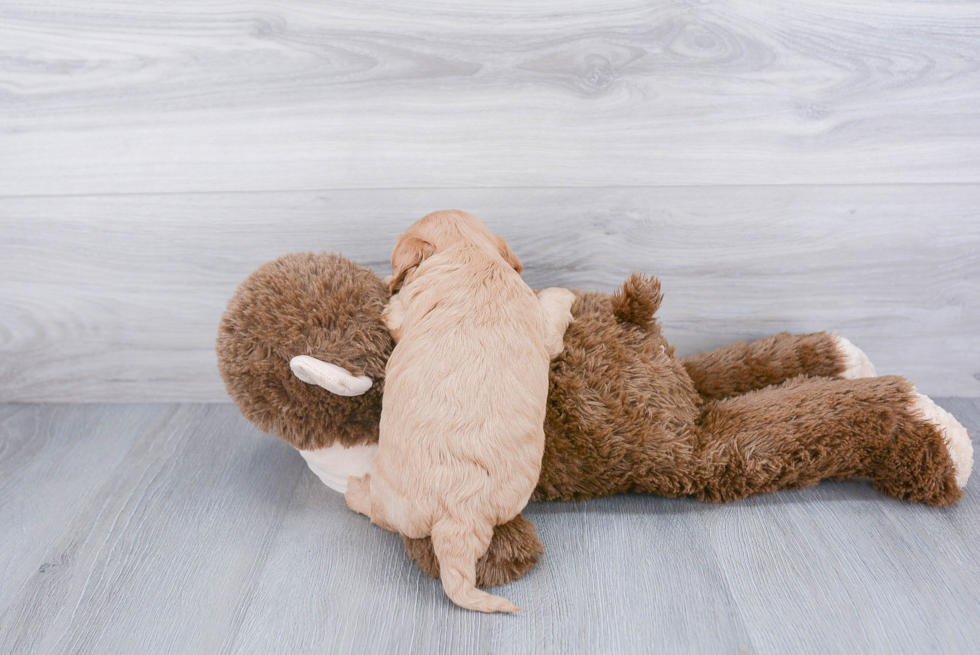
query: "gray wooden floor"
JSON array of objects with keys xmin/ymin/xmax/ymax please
[{"xmin": 1, "ymin": 399, "xmax": 978, "ymax": 654}]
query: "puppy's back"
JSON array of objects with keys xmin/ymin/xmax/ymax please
[
  {"xmin": 372, "ymin": 210, "xmax": 553, "ymax": 612},
  {"xmin": 379, "ymin": 253, "xmax": 549, "ymax": 520}
]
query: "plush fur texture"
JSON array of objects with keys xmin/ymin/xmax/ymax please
[
  {"xmin": 681, "ymin": 331, "xmax": 846, "ymax": 402},
  {"xmin": 217, "ymin": 251, "xmax": 972, "ymax": 591},
  {"xmin": 346, "ymin": 210, "xmax": 574, "ymax": 613},
  {"xmin": 692, "ymin": 375, "xmax": 960, "ymax": 504}
]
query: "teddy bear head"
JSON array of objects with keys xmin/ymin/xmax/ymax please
[{"xmin": 217, "ymin": 252, "xmax": 393, "ymax": 450}]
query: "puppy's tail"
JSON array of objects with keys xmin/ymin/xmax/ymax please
[{"xmin": 430, "ymin": 516, "xmax": 521, "ymax": 613}]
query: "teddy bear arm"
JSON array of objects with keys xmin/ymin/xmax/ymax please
[{"xmin": 681, "ymin": 331, "xmax": 854, "ymax": 402}]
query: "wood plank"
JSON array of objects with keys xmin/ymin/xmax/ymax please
[
  {"xmin": 0, "ymin": 405, "xmax": 303, "ymax": 655},
  {"xmin": 1, "ymin": 186, "xmax": 978, "ymax": 401},
  {"xmin": 226, "ymin": 476, "xmax": 752, "ymax": 654},
  {"xmin": 0, "ymin": 404, "xmax": 158, "ymax": 613},
  {"xmin": 705, "ymin": 482, "xmax": 980, "ymax": 654},
  {"xmin": 2, "ymin": 0, "xmax": 979, "ymax": 195}
]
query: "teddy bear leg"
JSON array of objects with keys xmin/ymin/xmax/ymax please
[
  {"xmin": 692, "ymin": 375, "xmax": 970, "ymax": 506},
  {"xmin": 402, "ymin": 513, "xmax": 544, "ymax": 588},
  {"xmin": 873, "ymin": 390, "xmax": 973, "ymax": 501},
  {"xmin": 681, "ymin": 331, "xmax": 875, "ymax": 401}
]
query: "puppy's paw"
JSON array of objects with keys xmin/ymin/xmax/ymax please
[
  {"xmin": 911, "ymin": 392, "xmax": 974, "ymax": 488},
  {"xmin": 537, "ymin": 288, "xmax": 576, "ymax": 359},
  {"xmin": 345, "ymin": 474, "xmax": 373, "ymax": 516},
  {"xmin": 834, "ymin": 335, "xmax": 877, "ymax": 379},
  {"xmin": 537, "ymin": 287, "xmax": 575, "ymax": 305}
]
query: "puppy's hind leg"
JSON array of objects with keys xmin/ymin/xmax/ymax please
[
  {"xmin": 431, "ymin": 516, "xmax": 521, "ymax": 613},
  {"xmin": 345, "ymin": 474, "xmax": 373, "ymax": 517}
]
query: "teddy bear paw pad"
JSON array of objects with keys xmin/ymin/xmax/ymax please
[
  {"xmin": 835, "ymin": 335, "xmax": 877, "ymax": 379},
  {"xmin": 912, "ymin": 391, "xmax": 974, "ymax": 488}
]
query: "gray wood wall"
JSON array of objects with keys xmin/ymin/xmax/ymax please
[{"xmin": 2, "ymin": 0, "xmax": 978, "ymax": 401}]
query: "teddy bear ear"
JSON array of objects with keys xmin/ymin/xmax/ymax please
[
  {"xmin": 611, "ymin": 273, "xmax": 663, "ymax": 328},
  {"xmin": 289, "ymin": 356, "xmax": 373, "ymax": 396}
]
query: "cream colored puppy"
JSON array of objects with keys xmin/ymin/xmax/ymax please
[{"xmin": 346, "ymin": 210, "xmax": 575, "ymax": 613}]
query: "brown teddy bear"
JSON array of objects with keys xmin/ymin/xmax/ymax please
[{"xmin": 217, "ymin": 251, "xmax": 973, "ymax": 588}]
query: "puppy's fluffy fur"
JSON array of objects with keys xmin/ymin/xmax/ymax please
[{"xmin": 346, "ymin": 210, "xmax": 574, "ymax": 612}]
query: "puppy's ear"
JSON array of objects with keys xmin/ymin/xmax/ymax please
[
  {"xmin": 496, "ymin": 236, "xmax": 523, "ymax": 273},
  {"xmin": 390, "ymin": 236, "xmax": 435, "ymax": 292}
]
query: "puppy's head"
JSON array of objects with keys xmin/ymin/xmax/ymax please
[{"xmin": 389, "ymin": 210, "xmax": 522, "ymax": 292}]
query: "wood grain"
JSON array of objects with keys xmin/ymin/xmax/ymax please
[
  {"xmin": 2, "ymin": 0, "xmax": 979, "ymax": 195},
  {"xmin": 2, "ymin": 186, "xmax": 978, "ymax": 402},
  {"xmin": 0, "ymin": 405, "xmax": 303, "ymax": 655},
  {"xmin": 229, "ymin": 479, "xmax": 754, "ymax": 655},
  {"xmin": 0, "ymin": 401, "xmax": 977, "ymax": 653},
  {"xmin": 0, "ymin": 404, "xmax": 154, "ymax": 612}
]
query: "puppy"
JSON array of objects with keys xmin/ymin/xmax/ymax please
[{"xmin": 346, "ymin": 210, "xmax": 575, "ymax": 613}]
